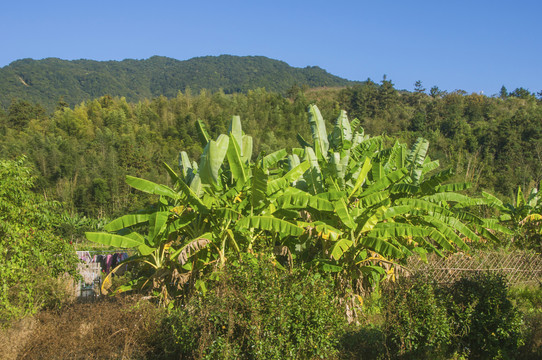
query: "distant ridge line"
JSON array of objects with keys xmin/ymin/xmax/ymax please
[{"xmin": 0, "ymin": 55, "xmax": 359, "ymax": 110}]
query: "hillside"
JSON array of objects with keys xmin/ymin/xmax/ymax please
[{"xmin": 0, "ymin": 55, "xmax": 357, "ymax": 110}]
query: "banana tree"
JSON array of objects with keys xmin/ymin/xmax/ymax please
[
  {"xmin": 288, "ymin": 105, "xmax": 506, "ymax": 291},
  {"xmin": 85, "ymin": 116, "xmax": 309, "ymax": 302},
  {"xmin": 483, "ymin": 186, "xmax": 542, "ymax": 250}
]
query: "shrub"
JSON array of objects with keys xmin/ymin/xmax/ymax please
[
  {"xmin": 445, "ymin": 273, "xmax": 524, "ymax": 359},
  {"xmin": 382, "ymin": 275, "xmax": 451, "ymax": 359},
  {"xmin": 0, "ymin": 157, "xmax": 79, "ymax": 326},
  {"xmin": 155, "ymin": 253, "xmax": 348, "ymax": 359}
]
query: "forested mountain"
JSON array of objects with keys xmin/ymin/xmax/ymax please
[{"xmin": 0, "ymin": 55, "xmax": 356, "ymax": 110}]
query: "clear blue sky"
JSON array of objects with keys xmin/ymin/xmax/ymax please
[{"xmin": 1, "ymin": 0, "xmax": 540, "ymax": 95}]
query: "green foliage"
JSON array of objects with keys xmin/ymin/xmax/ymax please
[
  {"xmin": 1, "ymin": 79, "xmax": 540, "ymax": 222},
  {"xmin": 0, "ymin": 89, "xmax": 317, "ymax": 219},
  {"xmin": 0, "ymin": 157, "xmax": 78, "ymax": 325},
  {"xmin": 85, "ymin": 114, "xmax": 311, "ymax": 303},
  {"xmin": 154, "ymin": 253, "xmax": 347, "ymax": 360},
  {"xmin": 492, "ymin": 186, "xmax": 542, "ymax": 251},
  {"xmin": 511, "ymin": 285, "xmax": 542, "ymax": 360},
  {"xmin": 445, "ymin": 273, "xmax": 524, "ymax": 359},
  {"xmin": 382, "ymin": 275, "xmax": 451, "ymax": 359},
  {"xmin": 382, "ymin": 273, "xmax": 525, "ymax": 360},
  {"xmin": 290, "ymin": 105, "xmax": 504, "ymax": 293},
  {"xmin": 0, "ymin": 56, "xmax": 355, "ymax": 110},
  {"xmin": 85, "ymin": 105, "xmax": 507, "ymax": 303}
]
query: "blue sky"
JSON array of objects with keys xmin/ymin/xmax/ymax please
[{"xmin": 1, "ymin": 0, "xmax": 540, "ymax": 95}]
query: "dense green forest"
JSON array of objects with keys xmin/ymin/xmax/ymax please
[
  {"xmin": 0, "ymin": 55, "xmax": 356, "ymax": 110},
  {"xmin": 0, "ymin": 79, "xmax": 540, "ymax": 221}
]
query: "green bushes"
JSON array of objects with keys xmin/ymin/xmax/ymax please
[
  {"xmin": 446, "ymin": 274, "xmax": 523, "ymax": 359},
  {"xmin": 151, "ymin": 268, "xmax": 531, "ymax": 359},
  {"xmin": 382, "ymin": 273, "xmax": 524, "ymax": 359},
  {"xmin": 0, "ymin": 157, "xmax": 79, "ymax": 326},
  {"xmin": 383, "ymin": 275, "xmax": 451, "ymax": 359},
  {"xmin": 154, "ymin": 253, "xmax": 348, "ymax": 359}
]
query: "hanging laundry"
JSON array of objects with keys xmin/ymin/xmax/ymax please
[
  {"xmin": 105, "ymin": 254, "xmax": 113, "ymax": 273},
  {"xmin": 76, "ymin": 251, "xmax": 92, "ymax": 263}
]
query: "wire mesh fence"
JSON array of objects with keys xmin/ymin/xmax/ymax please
[{"xmin": 406, "ymin": 251, "xmax": 542, "ymax": 285}]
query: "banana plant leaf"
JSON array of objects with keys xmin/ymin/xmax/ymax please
[
  {"xmin": 171, "ymin": 233, "xmax": 213, "ymax": 265},
  {"xmin": 308, "ymin": 104, "xmax": 329, "ymax": 159},
  {"xmin": 226, "ymin": 133, "xmax": 248, "ymax": 186},
  {"xmin": 149, "ymin": 211, "xmax": 170, "ymax": 246},
  {"xmin": 357, "ymin": 236, "xmax": 403, "ymax": 259},
  {"xmin": 126, "ymin": 175, "xmax": 179, "ymax": 199},
  {"xmin": 367, "ymin": 222, "xmax": 431, "ymax": 239},
  {"xmin": 435, "ymin": 182, "xmax": 471, "ymax": 192},
  {"xmin": 199, "ymin": 135, "xmax": 229, "ymax": 188},
  {"xmin": 406, "ymin": 137, "xmax": 429, "ymax": 184},
  {"xmin": 162, "ymin": 162, "xmax": 208, "ymax": 213},
  {"xmin": 178, "ymin": 151, "xmax": 193, "ymax": 180},
  {"xmin": 229, "ymin": 115, "xmax": 243, "ymax": 148},
  {"xmin": 251, "ymin": 166, "xmax": 269, "ymax": 210},
  {"xmin": 334, "ymin": 198, "xmax": 356, "ymax": 229},
  {"xmin": 236, "ymin": 216, "xmax": 304, "ymax": 238},
  {"xmin": 267, "ymin": 160, "xmax": 310, "ymax": 194},
  {"xmin": 276, "ymin": 189, "xmax": 334, "ymax": 211},
  {"xmin": 329, "ymin": 110, "xmax": 352, "ymax": 151},
  {"xmin": 359, "ymin": 168, "xmax": 407, "ymax": 198},
  {"xmin": 422, "ymin": 216, "xmax": 469, "ymax": 251},
  {"xmin": 104, "ymin": 212, "xmax": 152, "ymax": 232},
  {"xmin": 296, "ymin": 134, "xmax": 313, "ymax": 148},
  {"xmin": 85, "ymin": 232, "xmax": 145, "ymax": 248},
  {"xmin": 241, "ymin": 135, "xmax": 253, "ymax": 164},
  {"xmin": 331, "ymin": 238, "xmax": 353, "ymax": 260},
  {"xmin": 357, "ymin": 205, "xmax": 389, "ymax": 234},
  {"xmin": 263, "ymin": 149, "xmax": 288, "ymax": 169},
  {"xmin": 422, "ymin": 192, "xmax": 473, "ymax": 204},
  {"xmin": 196, "ymin": 119, "xmax": 211, "ymax": 146}
]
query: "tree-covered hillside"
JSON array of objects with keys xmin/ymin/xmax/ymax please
[
  {"xmin": 0, "ymin": 55, "xmax": 356, "ymax": 110},
  {"xmin": 0, "ymin": 79, "xmax": 540, "ymax": 220}
]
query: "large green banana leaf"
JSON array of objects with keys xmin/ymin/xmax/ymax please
[
  {"xmin": 178, "ymin": 151, "xmax": 193, "ymax": 180},
  {"xmin": 196, "ymin": 119, "xmax": 211, "ymax": 145},
  {"xmin": 105, "ymin": 212, "xmax": 152, "ymax": 232},
  {"xmin": 359, "ymin": 168, "xmax": 407, "ymax": 198},
  {"xmin": 241, "ymin": 135, "xmax": 253, "ymax": 164},
  {"xmin": 422, "ymin": 216, "xmax": 469, "ymax": 251},
  {"xmin": 308, "ymin": 104, "xmax": 329, "ymax": 159},
  {"xmin": 267, "ymin": 160, "xmax": 310, "ymax": 194},
  {"xmin": 149, "ymin": 211, "xmax": 170, "ymax": 246},
  {"xmin": 263, "ymin": 149, "xmax": 288, "ymax": 169},
  {"xmin": 85, "ymin": 232, "xmax": 145, "ymax": 248},
  {"xmin": 331, "ymin": 238, "xmax": 353, "ymax": 260},
  {"xmin": 229, "ymin": 115, "xmax": 243, "ymax": 148},
  {"xmin": 406, "ymin": 137, "xmax": 429, "ymax": 184},
  {"xmin": 348, "ymin": 157, "xmax": 372, "ymax": 198},
  {"xmin": 126, "ymin": 175, "xmax": 179, "ymax": 199},
  {"xmin": 226, "ymin": 133, "xmax": 247, "ymax": 186},
  {"xmin": 329, "ymin": 110, "xmax": 352, "ymax": 150},
  {"xmin": 357, "ymin": 205, "xmax": 389, "ymax": 234},
  {"xmin": 236, "ymin": 216, "xmax": 304, "ymax": 238},
  {"xmin": 161, "ymin": 162, "xmax": 207, "ymax": 212},
  {"xmin": 357, "ymin": 237, "xmax": 403, "ymax": 259},
  {"xmin": 276, "ymin": 190, "xmax": 334, "ymax": 211},
  {"xmin": 251, "ymin": 166, "xmax": 268, "ymax": 210},
  {"xmin": 199, "ymin": 135, "xmax": 229, "ymax": 188},
  {"xmin": 334, "ymin": 198, "xmax": 356, "ymax": 229},
  {"xmin": 367, "ymin": 222, "xmax": 430, "ymax": 239}
]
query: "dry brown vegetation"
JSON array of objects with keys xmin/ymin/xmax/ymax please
[{"xmin": 1, "ymin": 296, "xmax": 164, "ymax": 360}]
